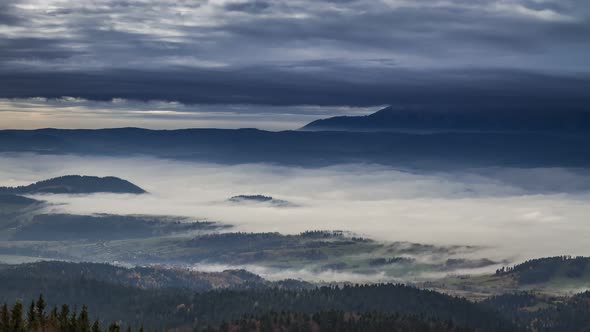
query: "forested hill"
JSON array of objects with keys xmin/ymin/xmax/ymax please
[
  {"xmin": 483, "ymin": 291, "xmax": 590, "ymax": 331},
  {"xmin": 0, "ymin": 261, "xmax": 309, "ymax": 292},
  {"xmin": 4, "ymin": 260, "xmax": 590, "ymax": 331},
  {"xmin": 0, "ymin": 261, "xmax": 516, "ymax": 331},
  {"xmin": 0, "ymin": 175, "xmax": 146, "ymax": 194},
  {"xmin": 495, "ymin": 256, "xmax": 590, "ymax": 284}
]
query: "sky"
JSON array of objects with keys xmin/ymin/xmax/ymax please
[{"xmin": 1, "ymin": 0, "xmax": 589, "ymax": 129}]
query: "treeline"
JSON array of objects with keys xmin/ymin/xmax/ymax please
[
  {"xmin": 0, "ymin": 295, "xmax": 144, "ymax": 332},
  {"xmin": 369, "ymin": 257, "xmax": 414, "ymax": 266},
  {"xmin": 201, "ymin": 310, "xmax": 474, "ymax": 332},
  {"xmin": 0, "ymin": 298, "xmax": 476, "ymax": 332},
  {"xmin": 182, "ymin": 231, "xmax": 368, "ymax": 263},
  {"xmin": 189, "ymin": 230, "xmax": 359, "ymax": 245},
  {"xmin": 180, "ymin": 284, "xmax": 515, "ymax": 331},
  {"xmin": 495, "ymin": 256, "xmax": 590, "ymax": 284},
  {"xmin": 4, "ymin": 290, "xmax": 590, "ymax": 332}
]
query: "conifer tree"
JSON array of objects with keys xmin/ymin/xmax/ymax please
[
  {"xmin": 48, "ymin": 306, "xmax": 58, "ymax": 331},
  {"xmin": 58, "ymin": 304, "xmax": 70, "ymax": 332},
  {"xmin": 10, "ymin": 301, "xmax": 24, "ymax": 332},
  {"xmin": 36, "ymin": 295, "xmax": 46, "ymax": 332},
  {"xmin": 91, "ymin": 319, "xmax": 101, "ymax": 332},
  {"xmin": 0, "ymin": 304, "xmax": 9, "ymax": 332},
  {"xmin": 107, "ymin": 322, "xmax": 120, "ymax": 332},
  {"xmin": 78, "ymin": 305, "xmax": 90, "ymax": 332},
  {"xmin": 69, "ymin": 309, "xmax": 78, "ymax": 332},
  {"xmin": 26, "ymin": 301, "xmax": 37, "ymax": 331}
]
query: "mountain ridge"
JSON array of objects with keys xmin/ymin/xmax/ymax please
[
  {"xmin": 1, "ymin": 128, "xmax": 590, "ymax": 169},
  {"xmin": 302, "ymin": 106, "xmax": 590, "ymax": 132}
]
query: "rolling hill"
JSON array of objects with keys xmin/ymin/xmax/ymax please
[
  {"xmin": 423, "ymin": 256, "xmax": 590, "ymax": 298},
  {"xmin": 0, "ymin": 175, "xmax": 146, "ymax": 194},
  {"xmin": 0, "ymin": 261, "xmax": 516, "ymax": 331}
]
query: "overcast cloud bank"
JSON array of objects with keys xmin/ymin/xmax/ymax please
[{"xmin": 1, "ymin": 0, "xmax": 589, "ymax": 117}]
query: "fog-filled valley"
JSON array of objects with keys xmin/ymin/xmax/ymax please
[
  {"xmin": 2, "ymin": 145, "xmax": 590, "ymax": 331},
  {"xmin": 1, "ymin": 153, "xmax": 590, "ymax": 283}
]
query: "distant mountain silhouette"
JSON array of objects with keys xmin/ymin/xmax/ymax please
[
  {"xmin": 1, "ymin": 128, "xmax": 590, "ymax": 169},
  {"xmin": 302, "ymin": 106, "xmax": 590, "ymax": 132},
  {"xmin": 0, "ymin": 175, "xmax": 146, "ymax": 194}
]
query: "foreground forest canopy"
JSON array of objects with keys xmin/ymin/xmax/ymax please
[
  {"xmin": 2, "ymin": 281, "xmax": 590, "ymax": 331},
  {"xmin": 0, "ymin": 296, "xmax": 477, "ymax": 332}
]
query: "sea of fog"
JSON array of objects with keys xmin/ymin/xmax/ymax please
[{"xmin": 1, "ymin": 153, "xmax": 590, "ymax": 268}]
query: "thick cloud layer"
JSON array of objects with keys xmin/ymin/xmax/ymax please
[
  {"xmin": 2, "ymin": 0, "xmax": 589, "ymax": 71},
  {"xmin": 0, "ymin": 0, "xmax": 589, "ymax": 110}
]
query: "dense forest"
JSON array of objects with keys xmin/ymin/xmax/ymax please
[
  {"xmin": 4, "ymin": 289, "xmax": 590, "ymax": 331},
  {"xmin": 0, "ymin": 261, "xmax": 311, "ymax": 292},
  {"xmin": 0, "ymin": 273, "xmax": 516, "ymax": 331},
  {"xmin": 200, "ymin": 310, "xmax": 473, "ymax": 332},
  {"xmin": 0, "ymin": 297, "xmax": 477, "ymax": 332},
  {"xmin": 1, "ymin": 260, "xmax": 590, "ymax": 331},
  {"xmin": 483, "ymin": 291, "xmax": 590, "ymax": 331}
]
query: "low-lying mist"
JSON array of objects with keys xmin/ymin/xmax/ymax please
[{"xmin": 2, "ymin": 153, "xmax": 590, "ymax": 271}]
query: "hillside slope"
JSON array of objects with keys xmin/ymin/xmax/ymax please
[{"xmin": 302, "ymin": 106, "xmax": 590, "ymax": 132}]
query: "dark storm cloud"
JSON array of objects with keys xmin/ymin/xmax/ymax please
[
  {"xmin": 0, "ymin": 2, "xmax": 20, "ymax": 25},
  {"xmin": 1, "ymin": 66, "xmax": 589, "ymax": 108},
  {"xmin": 0, "ymin": 38, "xmax": 82, "ymax": 61},
  {"xmin": 0, "ymin": 0, "xmax": 589, "ymax": 107},
  {"xmin": 0, "ymin": 13, "xmax": 20, "ymax": 26}
]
